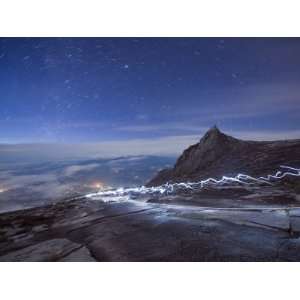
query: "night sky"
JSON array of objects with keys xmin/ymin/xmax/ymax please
[{"xmin": 0, "ymin": 38, "xmax": 300, "ymax": 150}]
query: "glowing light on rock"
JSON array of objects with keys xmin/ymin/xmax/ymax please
[{"xmin": 85, "ymin": 165, "xmax": 300, "ymax": 201}]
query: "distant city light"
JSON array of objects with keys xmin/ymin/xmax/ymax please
[{"xmin": 90, "ymin": 181, "xmax": 105, "ymax": 190}]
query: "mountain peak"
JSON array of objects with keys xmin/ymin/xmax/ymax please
[
  {"xmin": 147, "ymin": 125, "xmax": 300, "ymax": 186},
  {"xmin": 206, "ymin": 125, "xmax": 221, "ymax": 135},
  {"xmin": 210, "ymin": 124, "xmax": 220, "ymax": 132},
  {"xmin": 201, "ymin": 125, "xmax": 227, "ymax": 143}
]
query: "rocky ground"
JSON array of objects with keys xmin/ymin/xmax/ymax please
[{"xmin": 1, "ymin": 186, "xmax": 300, "ymax": 261}]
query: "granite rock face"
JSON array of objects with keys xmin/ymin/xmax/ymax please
[
  {"xmin": 0, "ymin": 238, "xmax": 95, "ymax": 262},
  {"xmin": 147, "ymin": 126, "xmax": 300, "ymax": 186},
  {"xmin": 1, "ymin": 197, "xmax": 300, "ymax": 261}
]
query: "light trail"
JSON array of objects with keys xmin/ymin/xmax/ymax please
[{"xmin": 85, "ymin": 165, "xmax": 300, "ymax": 201}]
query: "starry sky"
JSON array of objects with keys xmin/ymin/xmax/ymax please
[{"xmin": 0, "ymin": 38, "xmax": 300, "ymax": 152}]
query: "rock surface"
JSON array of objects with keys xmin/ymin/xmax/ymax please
[
  {"xmin": 147, "ymin": 126, "xmax": 300, "ymax": 186},
  {"xmin": 1, "ymin": 196, "xmax": 300, "ymax": 261},
  {"xmin": 0, "ymin": 238, "xmax": 95, "ymax": 262}
]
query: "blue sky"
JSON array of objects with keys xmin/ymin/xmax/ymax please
[{"xmin": 0, "ymin": 38, "xmax": 299, "ymax": 155}]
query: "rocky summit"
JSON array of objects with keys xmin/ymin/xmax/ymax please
[{"xmin": 147, "ymin": 126, "xmax": 300, "ymax": 186}]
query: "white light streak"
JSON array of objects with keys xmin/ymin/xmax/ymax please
[{"xmin": 85, "ymin": 165, "xmax": 300, "ymax": 201}]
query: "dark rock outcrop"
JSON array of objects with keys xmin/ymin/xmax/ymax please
[{"xmin": 147, "ymin": 126, "xmax": 300, "ymax": 186}]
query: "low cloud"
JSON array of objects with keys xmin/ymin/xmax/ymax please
[{"xmin": 63, "ymin": 163, "xmax": 100, "ymax": 177}]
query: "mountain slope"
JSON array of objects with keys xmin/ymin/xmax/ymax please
[{"xmin": 147, "ymin": 126, "xmax": 300, "ymax": 186}]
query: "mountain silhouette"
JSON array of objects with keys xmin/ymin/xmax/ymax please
[{"xmin": 147, "ymin": 126, "xmax": 300, "ymax": 186}]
